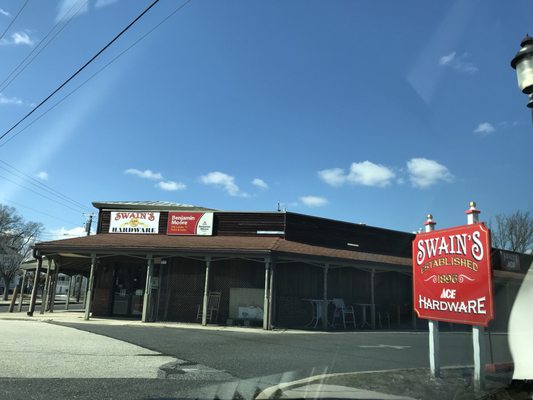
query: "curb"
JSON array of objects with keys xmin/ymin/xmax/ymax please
[
  {"xmin": 255, "ymin": 368, "xmax": 430, "ymax": 400},
  {"xmin": 255, "ymin": 364, "xmax": 513, "ymax": 400}
]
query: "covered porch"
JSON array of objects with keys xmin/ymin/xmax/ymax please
[{"xmin": 29, "ymin": 234, "xmax": 414, "ymax": 330}]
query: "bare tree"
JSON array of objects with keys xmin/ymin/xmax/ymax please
[
  {"xmin": 490, "ymin": 210, "xmax": 533, "ymax": 254},
  {"xmin": 0, "ymin": 204, "xmax": 43, "ymax": 300}
]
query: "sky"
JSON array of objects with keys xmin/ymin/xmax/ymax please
[{"xmin": 0, "ymin": 0, "xmax": 531, "ymax": 242}]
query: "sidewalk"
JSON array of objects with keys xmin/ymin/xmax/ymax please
[{"xmin": 0, "ymin": 309, "xmax": 312, "ymax": 335}]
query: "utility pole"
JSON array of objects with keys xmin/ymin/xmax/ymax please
[{"xmin": 84, "ymin": 214, "xmax": 94, "ymax": 236}]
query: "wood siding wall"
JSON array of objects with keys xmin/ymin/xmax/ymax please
[
  {"xmin": 97, "ymin": 210, "xmax": 285, "ymax": 237},
  {"xmin": 92, "ymin": 261, "xmax": 114, "ymax": 317},
  {"xmin": 285, "ymin": 212, "xmax": 413, "ymax": 258},
  {"xmin": 215, "ymin": 213, "xmax": 285, "ymax": 236}
]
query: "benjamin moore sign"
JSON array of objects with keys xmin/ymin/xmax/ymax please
[
  {"xmin": 412, "ymin": 223, "xmax": 494, "ymax": 326},
  {"xmin": 167, "ymin": 212, "xmax": 213, "ymax": 235},
  {"xmin": 109, "ymin": 211, "xmax": 160, "ymax": 234}
]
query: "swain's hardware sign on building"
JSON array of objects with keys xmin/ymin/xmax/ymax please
[
  {"xmin": 109, "ymin": 211, "xmax": 160, "ymax": 234},
  {"xmin": 412, "ymin": 223, "xmax": 494, "ymax": 326}
]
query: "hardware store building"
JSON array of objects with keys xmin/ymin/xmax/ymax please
[{"xmin": 30, "ymin": 201, "xmax": 528, "ymax": 331}]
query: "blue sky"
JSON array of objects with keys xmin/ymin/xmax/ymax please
[{"xmin": 0, "ymin": 0, "xmax": 531, "ymax": 241}]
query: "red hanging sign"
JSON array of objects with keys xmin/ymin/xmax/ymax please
[{"xmin": 412, "ymin": 223, "xmax": 494, "ymax": 326}]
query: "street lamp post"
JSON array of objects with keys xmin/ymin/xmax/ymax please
[{"xmin": 510, "ymin": 34, "xmax": 533, "ymax": 112}]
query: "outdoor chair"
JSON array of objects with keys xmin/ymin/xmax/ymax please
[
  {"xmin": 331, "ymin": 298, "xmax": 356, "ymax": 329},
  {"xmin": 196, "ymin": 291, "xmax": 222, "ymax": 323}
]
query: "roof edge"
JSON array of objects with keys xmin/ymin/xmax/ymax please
[{"xmin": 92, "ymin": 201, "xmax": 217, "ymax": 212}]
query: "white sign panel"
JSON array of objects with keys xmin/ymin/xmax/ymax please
[{"xmin": 109, "ymin": 211, "xmax": 160, "ymax": 234}]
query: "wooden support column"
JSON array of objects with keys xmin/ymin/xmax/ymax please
[
  {"xmin": 142, "ymin": 255, "xmax": 154, "ymax": 323},
  {"xmin": 65, "ymin": 275, "xmax": 72, "ymax": 310},
  {"xmin": 8, "ymin": 286, "xmax": 18, "ymax": 312},
  {"xmin": 268, "ymin": 259, "xmax": 276, "ymax": 330},
  {"xmin": 40, "ymin": 258, "xmax": 52, "ymax": 314},
  {"xmin": 75, "ymin": 275, "xmax": 82, "ymax": 302},
  {"xmin": 155, "ymin": 262, "xmax": 164, "ymax": 321},
  {"xmin": 263, "ymin": 258, "xmax": 271, "ymax": 330},
  {"xmin": 83, "ymin": 276, "xmax": 89, "ymax": 308},
  {"xmin": 49, "ymin": 260, "xmax": 60, "ymax": 313},
  {"xmin": 202, "ymin": 256, "xmax": 211, "ymax": 326},
  {"xmin": 27, "ymin": 257, "xmax": 42, "ymax": 316},
  {"xmin": 370, "ymin": 268, "xmax": 376, "ymax": 330},
  {"xmin": 322, "ymin": 264, "xmax": 329, "ymax": 330},
  {"xmin": 17, "ymin": 270, "xmax": 27, "ymax": 312},
  {"xmin": 84, "ymin": 254, "xmax": 97, "ymax": 321}
]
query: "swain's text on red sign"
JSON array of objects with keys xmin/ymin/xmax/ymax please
[{"xmin": 412, "ymin": 223, "xmax": 494, "ymax": 326}]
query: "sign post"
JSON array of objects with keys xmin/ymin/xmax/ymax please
[
  {"xmin": 466, "ymin": 202, "xmax": 486, "ymax": 392},
  {"xmin": 412, "ymin": 202, "xmax": 494, "ymax": 389},
  {"xmin": 425, "ymin": 214, "xmax": 440, "ymax": 378}
]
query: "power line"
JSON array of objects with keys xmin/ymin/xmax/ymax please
[
  {"xmin": 0, "ymin": 0, "xmax": 193, "ymax": 148},
  {"xmin": 0, "ymin": 172, "xmax": 87, "ymax": 214},
  {"xmin": 1, "ymin": 198, "xmax": 82, "ymax": 226},
  {"xmin": 0, "ymin": 0, "xmax": 30, "ymax": 43},
  {"xmin": 0, "ymin": 0, "xmax": 88, "ymax": 92},
  {"xmin": 0, "ymin": 0, "xmax": 161, "ymax": 145},
  {"xmin": 0, "ymin": 160, "xmax": 90, "ymax": 212},
  {"xmin": 0, "ymin": 162, "xmax": 89, "ymax": 211}
]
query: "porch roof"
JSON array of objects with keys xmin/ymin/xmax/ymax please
[{"xmin": 34, "ymin": 234, "xmax": 411, "ymax": 268}]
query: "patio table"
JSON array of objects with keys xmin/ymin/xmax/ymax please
[{"xmin": 302, "ymin": 298, "xmax": 335, "ymax": 329}]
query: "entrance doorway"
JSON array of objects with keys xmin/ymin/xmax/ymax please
[{"xmin": 112, "ymin": 264, "xmax": 146, "ymax": 318}]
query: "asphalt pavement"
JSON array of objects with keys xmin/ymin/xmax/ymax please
[
  {"xmin": 0, "ymin": 312, "xmax": 514, "ymax": 399},
  {"xmin": 54, "ymin": 320, "xmax": 513, "ymax": 379}
]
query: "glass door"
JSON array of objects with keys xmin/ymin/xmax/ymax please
[{"xmin": 112, "ymin": 264, "xmax": 146, "ymax": 318}]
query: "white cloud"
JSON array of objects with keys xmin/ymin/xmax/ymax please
[
  {"xmin": 200, "ymin": 171, "xmax": 248, "ymax": 197},
  {"xmin": 56, "ymin": 0, "xmax": 88, "ymax": 22},
  {"xmin": 0, "ymin": 8, "xmax": 11, "ymax": 17},
  {"xmin": 0, "ymin": 32, "xmax": 35, "ymax": 46},
  {"xmin": 95, "ymin": 0, "xmax": 119, "ymax": 8},
  {"xmin": 439, "ymin": 51, "xmax": 456, "ymax": 66},
  {"xmin": 0, "ymin": 93, "xmax": 23, "ymax": 105},
  {"xmin": 49, "ymin": 226, "xmax": 87, "ymax": 240},
  {"xmin": 155, "ymin": 180, "xmax": 186, "ymax": 191},
  {"xmin": 300, "ymin": 196, "xmax": 328, "ymax": 208},
  {"xmin": 474, "ymin": 122, "xmax": 495, "ymax": 135},
  {"xmin": 407, "ymin": 158, "xmax": 454, "ymax": 188},
  {"xmin": 12, "ymin": 32, "xmax": 34, "ymax": 46},
  {"xmin": 439, "ymin": 51, "xmax": 478, "ymax": 74},
  {"xmin": 347, "ymin": 161, "xmax": 395, "ymax": 187},
  {"xmin": 318, "ymin": 168, "xmax": 346, "ymax": 187},
  {"xmin": 124, "ymin": 168, "xmax": 163, "ymax": 180},
  {"xmin": 319, "ymin": 162, "xmax": 395, "ymax": 188},
  {"xmin": 36, "ymin": 171, "xmax": 49, "ymax": 181},
  {"xmin": 251, "ymin": 178, "xmax": 269, "ymax": 190}
]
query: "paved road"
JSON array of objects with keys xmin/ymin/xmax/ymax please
[
  {"xmin": 0, "ymin": 318, "xmax": 513, "ymax": 399},
  {"xmin": 55, "ymin": 321, "xmax": 513, "ymax": 378}
]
